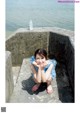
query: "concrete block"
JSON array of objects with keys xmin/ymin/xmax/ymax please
[{"xmin": 6, "ymin": 51, "xmax": 14, "ymax": 102}]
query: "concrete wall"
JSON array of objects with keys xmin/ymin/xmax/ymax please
[
  {"xmin": 6, "ymin": 31, "xmax": 49, "ymax": 66},
  {"xmin": 6, "ymin": 51, "xmax": 14, "ymax": 102},
  {"xmin": 48, "ymin": 32, "xmax": 74, "ymax": 91},
  {"xmin": 6, "ymin": 27, "xmax": 74, "ymax": 92}
]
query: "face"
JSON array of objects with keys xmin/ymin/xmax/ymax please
[{"xmin": 35, "ymin": 54, "xmax": 46, "ymax": 65}]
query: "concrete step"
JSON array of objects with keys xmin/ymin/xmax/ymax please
[{"xmin": 10, "ymin": 58, "xmax": 73, "ymax": 103}]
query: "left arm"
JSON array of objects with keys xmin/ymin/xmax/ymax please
[
  {"xmin": 45, "ymin": 64, "xmax": 54, "ymax": 75},
  {"xmin": 41, "ymin": 64, "xmax": 54, "ymax": 81}
]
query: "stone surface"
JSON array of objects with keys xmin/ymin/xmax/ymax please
[
  {"xmin": 6, "ymin": 27, "xmax": 74, "ymax": 66},
  {"xmin": 6, "ymin": 27, "xmax": 74, "ymax": 102},
  {"xmin": 48, "ymin": 32, "xmax": 74, "ymax": 93},
  {"xmin": 9, "ymin": 59, "xmax": 74, "ymax": 103},
  {"xmin": 12, "ymin": 66, "xmax": 20, "ymax": 86},
  {"xmin": 6, "ymin": 51, "xmax": 14, "ymax": 102},
  {"xmin": 6, "ymin": 31, "xmax": 49, "ymax": 66}
]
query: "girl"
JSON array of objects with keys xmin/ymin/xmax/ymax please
[{"xmin": 30, "ymin": 48, "xmax": 57, "ymax": 94}]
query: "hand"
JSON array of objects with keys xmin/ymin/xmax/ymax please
[
  {"xmin": 33, "ymin": 61, "xmax": 40, "ymax": 67},
  {"xmin": 39, "ymin": 63, "xmax": 45, "ymax": 70},
  {"xmin": 33, "ymin": 62, "xmax": 44, "ymax": 70},
  {"xmin": 33, "ymin": 61, "xmax": 45, "ymax": 70}
]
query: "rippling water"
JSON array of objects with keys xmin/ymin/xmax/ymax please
[{"xmin": 6, "ymin": 0, "xmax": 74, "ymax": 38}]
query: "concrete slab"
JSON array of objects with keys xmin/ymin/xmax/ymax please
[{"xmin": 10, "ymin": 59, "xmax": 73, "ymax": 103}]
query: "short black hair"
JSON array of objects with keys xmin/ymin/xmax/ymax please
[{"xmin": 34, "ymin": 48, "xmax": 47, "ymax": 59}]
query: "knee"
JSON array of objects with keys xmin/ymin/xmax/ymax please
[
  {"xmin": 47, "ymin": 76, "xmax": 52, "ymax": 82},
  {"xmin": 37, "ymin": 79, "xmax": 41, "ymax": 83},
  {"xmin": 33, "ymin": 77, "xmax": 41, "ymax": 83},
  {"xmin": 42, "ymin": 79, "xmax": 47, "ymax": 83}
]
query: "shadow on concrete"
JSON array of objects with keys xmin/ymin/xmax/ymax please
[
  {"xmin": 22, "ymin": 76, "xmax": 47, "ymax": 95},
  {"xmin": 48, "ymin": 33, "xmax": 74, "ymax": 103},
  {"xmin": 21, "ymin": 64, "xmax": 74, "ymax": 102},
  {"xmin": 56, "ymin": 63, "xmax": 74, "ymax": 103}
]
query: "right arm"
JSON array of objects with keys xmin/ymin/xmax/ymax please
[{"xmin": 36, "ymin": 66, "xmax": 42, "ymax": 83}]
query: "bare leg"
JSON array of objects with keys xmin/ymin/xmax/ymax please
[
  {"xmin": 30, "ymin": 64, "xmax": 41, "ymax": 92},
  {"xmin": 30, "ymin": 64, "xmax": 38, "ymax": 83},
  {"xmin": 41, "ymin": 70, "xmax": 47, "ymax": 83},
  {"xmin": 30, "ymin": 64, "xmax": 37, "ymax": 78},
  {"xmin": 46, "ymin": 76, "xmax": 53, "ymax": 94}
]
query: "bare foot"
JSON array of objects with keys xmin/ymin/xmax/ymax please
[{"xmin": 46, "ymin": 85, "xmax": 53, "ymax": 94}]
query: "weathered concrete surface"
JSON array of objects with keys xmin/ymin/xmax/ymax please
[
  {"xmin": 6, "ymin": 31, "xmax": 49, "ymax": 66},
  {"xmin": 6, "ymin": 51, "xmax": 14, "ymax": 102},
  {"xmin": 6, "ymin": 27, "xmax": 74, "ymax": 102},
  {"xmin": 9, "ymin": 59, "xmax": 74, "ymax": 103},
  {"xmin": 48, "ymin": 32, "xmax": 74, "ymax": 93},
  {"xmin": 6, "ymin": 27, "xmax": 74, "ymax": 66},
  {"xmin": 12, "ymin": 66, "xmax": 20, "ymax": 86}
]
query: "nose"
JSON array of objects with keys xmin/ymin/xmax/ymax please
[{"xmin": 39, "ymin": 59, "xmax": 42, "ymax": 63}]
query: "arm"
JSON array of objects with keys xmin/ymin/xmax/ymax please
[
  {"xmin": 30, "ymin": 61, "xmax": 42, "ymax": 83},
  {"xmin": 32, "ymin": 61, "xmax": 42, "ymax": 68},
  {"xmin": 45, "ymin": 64, "xmax": 54, "ymax": 76},
  {"xmin": 36, "ymin": 66, "xmax": 42, "ymax": 83},
  {"xmin": 41, "ymin": 64, "xmax": 54, "ymax": 80}
]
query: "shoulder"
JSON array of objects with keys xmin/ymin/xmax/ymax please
[
  {"xmin": 30, "ymin": 56, "xmax": 35, "ymax": 64},
  {"xmin": 46, "ymin": 60, "xmax": 53, "ymax": 68},
  {"xmin": 47, "ymin": 60, "xmax": 53, "ymax": 65},
  {"xmin": 48, "ymin": 59, "xmax": 57, "ymax": 67}
]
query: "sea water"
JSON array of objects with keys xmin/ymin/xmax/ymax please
[{"xmin": 6, "ymin": 0, "xmax": 74, "ymax": 38}]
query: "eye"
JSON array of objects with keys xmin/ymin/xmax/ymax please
[
  {"xmin": 36, "ymin": 58, "xmax": 39, "ymax": 60},
  {"xmin": 41, "ymin": 57, "xmax": 44, "ymax": 59},
  {"xmin": 36, "ymin": 57, "xmax": 40, "ymax": 60}
]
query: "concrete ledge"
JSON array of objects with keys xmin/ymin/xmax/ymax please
[
  {"xmin": 6, "ymin": 51, "xmax": 14, "ymax": 102},
  {"xmin": 6, "ymin": 27, "xmax": 74, "ymax": 66}
]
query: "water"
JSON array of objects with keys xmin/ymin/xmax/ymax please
[{"xmin": 6, "ymin": 0, "xmax": 74, "ymax": 38}]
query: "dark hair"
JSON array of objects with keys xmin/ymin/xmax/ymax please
[{"xmin": 34, "ymin": 48, "xmax": 47, "ymax": 59}]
